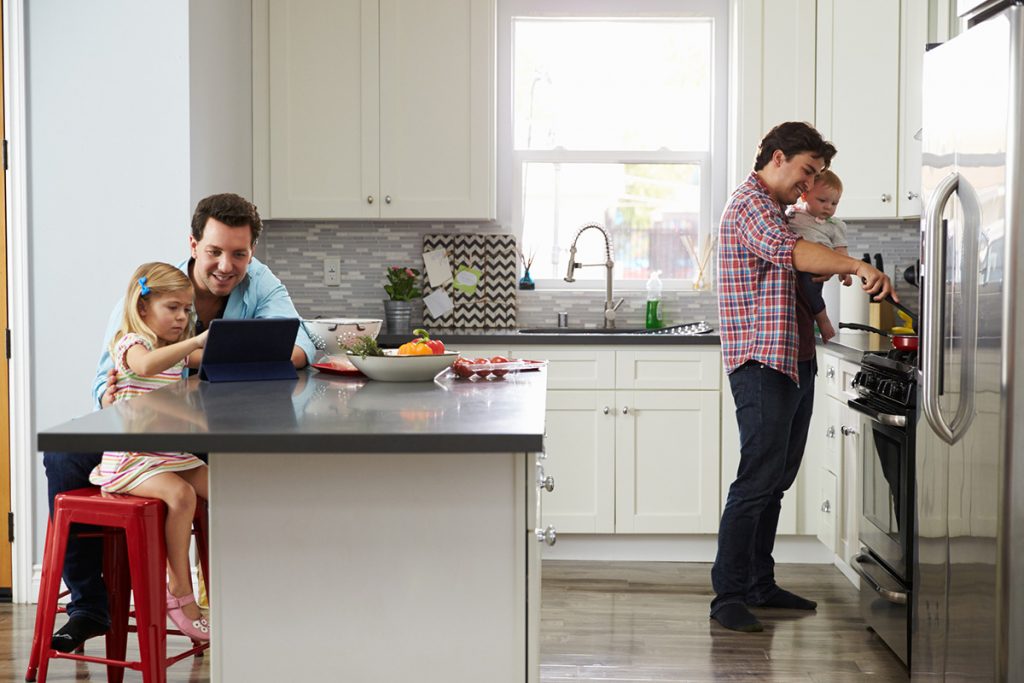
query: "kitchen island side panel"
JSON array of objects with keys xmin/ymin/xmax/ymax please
[{"xmin": 209, "ymin": 451, "xmax": 528, "ymax": 683}]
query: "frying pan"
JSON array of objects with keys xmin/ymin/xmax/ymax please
[{"xmin": 839, "ymin": 295, "xmax": 919, "ymax": 351}]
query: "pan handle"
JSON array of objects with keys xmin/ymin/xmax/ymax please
[
  {"xmin": 884, "ymin": 295, "xmax": 918, "ymax": 330},
  {"xmin": 838, "ymin": 322, "xmax": 890, "ymax": 337}
]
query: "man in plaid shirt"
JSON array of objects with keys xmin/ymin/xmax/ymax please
[{"xmin": 712, "ymin": 122, "xmax": 895, "ymax": 632}]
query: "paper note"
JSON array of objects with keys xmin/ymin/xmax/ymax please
[
  {"xmin": 423, "ymin": 289, "xmax": 454, "ymax": 318},
  {"xmin": 453, "ymin": 266, "xmax": 482, "ymax": 295},
  {"xmin": 422, "ymin": 248, "xmax": 453, "ymax": 287}
]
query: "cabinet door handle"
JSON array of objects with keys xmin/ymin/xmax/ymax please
[
  {"xmin": 603, "ymin": 406, "xmax": 610, "ymax": 415},
  {"xmin": 385, "ymin": 195, "xmax": 392, "ymax": 204},
  {"xmin": 880, "ymin": 193, "xmax": 892, "ymax": 203},
  {"xmin": 367, "ymin": 195, "xmax": 374, "ymax": 204},
  {"xmin": 826, "ymin": 367, "xmax": 836, "ymax": 379},
  {"xmin": 906, "ymin": 191, "xmax": 919, "ymax": 200},
  {"xmin": 826, "ymin": 425, "xmax": 835, "ymax": 439},
  {"xmin": 821, "ymin": 500, "xmax": 832, "ymax": 513},
  {"xmin": 841, "ymin": 425, "xmax": 858, "ymax": 437},
  {"xmin": 539, "ymin": 475, "xmax": 555, "ymax": 492},
  {"xmin": 621, "ymin": 406, "xmax": 629, "ymax": 415}
]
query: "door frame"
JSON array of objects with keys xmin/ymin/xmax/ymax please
[{"xmin": 4, "ymin": 0, "xmax": 34, "ymax": 603}]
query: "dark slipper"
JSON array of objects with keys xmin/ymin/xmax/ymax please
[
  {"xmin": 51, "ymin": 616, "xmax": 109, "ymax": 653},
  {"xmin": 711, "ymin": 603, "xmax": 764, "ymax": 632}
]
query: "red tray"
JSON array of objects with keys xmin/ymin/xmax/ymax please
[{"xmin": 312, "ymin": 361, "xmax": 365, "ymax": 378}]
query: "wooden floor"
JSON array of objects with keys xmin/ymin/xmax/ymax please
[{"xmin": 0, "ymin": 561, "xmax": 907, "ymax": 682}]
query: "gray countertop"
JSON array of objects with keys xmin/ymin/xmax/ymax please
[
  {"xmin": 37, "ymin": 369, "xmax": 547, "ymax": 455},
  {"xmin": 378, "ymin": 327, "xmax": 720, "ymax": 346},
  {"xmin": 378, "ymin": 327, "xmax": 877, "ymax": 363}
]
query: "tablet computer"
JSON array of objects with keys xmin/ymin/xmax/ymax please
[{"xmin": 198, "ymin": 318, "xmax": 300, "ymax": 382}]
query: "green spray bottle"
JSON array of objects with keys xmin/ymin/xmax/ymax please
[{"xmin": 645, "ymin": 270, "xmax": 664, "ymax": 329}]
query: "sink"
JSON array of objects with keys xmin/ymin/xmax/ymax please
[
  {"xmin": 517, "ymin": 322, "xmax": 713, "ymax": 336},
  {"xmin": 517, "ymin": 327, "xmax": 645, "ymax": 335}
]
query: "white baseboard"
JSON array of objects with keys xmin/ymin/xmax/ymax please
[{"xmin": 541, "ymin": 534, "xmax": 835, "ymax": 564}]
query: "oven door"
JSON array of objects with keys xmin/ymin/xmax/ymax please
[{"xmin": 848, "ymin": 397, "xmax": 913, "ymax": 582}]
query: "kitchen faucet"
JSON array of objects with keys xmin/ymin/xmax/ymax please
[{"xmin": 564, "ymin": 223, "xmax": 625, "ymax": 328}]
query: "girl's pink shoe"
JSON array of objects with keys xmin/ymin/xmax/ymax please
[{"xmin": 166, "ymin": 589, "xmax": 211, "ymax": 641}]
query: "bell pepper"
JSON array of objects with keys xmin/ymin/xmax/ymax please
[
  {"xmin": 400, "ymin": 328, "xmax": 445, "ymax": 355},
  {"xmin": 397, "ymin": 339, "xmax": 434, "ymax": 355}
]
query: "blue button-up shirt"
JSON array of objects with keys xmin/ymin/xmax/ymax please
[{"xmin": 91, "ymin": 256, "xmax": 314, "ymax": 407}]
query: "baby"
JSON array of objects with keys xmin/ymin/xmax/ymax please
[{"xmin": 787, "ymin": 170, "xmax": 851, "ymax": 343}]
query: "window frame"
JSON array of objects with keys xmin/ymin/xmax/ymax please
[{"xmin": 497, "ymin": 0, "xmax": 731, "ymax": 292}]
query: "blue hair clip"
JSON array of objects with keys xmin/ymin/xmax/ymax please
[{"xmin": 138, "ymin": 276, "xmax": 151, "ymax": 297}]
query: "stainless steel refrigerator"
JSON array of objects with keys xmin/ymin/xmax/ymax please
[{"xmin": 915, "ymin": 1, "xmax": 1024, "ymax": 679}]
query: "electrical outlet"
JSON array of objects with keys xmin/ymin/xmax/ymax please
[{"xmin": 323, "ymin": 257, "xmax": 341, "ymax": 286}]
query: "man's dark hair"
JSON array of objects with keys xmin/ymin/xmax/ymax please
[
  {"xmin": 753, "ymin": 121, "xmax": 837, "ymax": 171},
  {"xmin": 191, "ymin": 193, "xmax": 263, "ymax": 244}
]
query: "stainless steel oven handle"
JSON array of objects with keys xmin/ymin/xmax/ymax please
[
  {"xmin": 847, "ymin": 399, "xmax": 907, "ymax": 428},
  {"xmin": 852, "ymin": 554, "xmax": 908, "ymax": 605}
]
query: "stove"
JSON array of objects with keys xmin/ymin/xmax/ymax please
[
  {"xmin": 852, "ymin": 350, "xmax": 918, "ymax": 414},
  {"xmin": 848, "ymin": 348, "xmax": 918, "ymax": 666}
]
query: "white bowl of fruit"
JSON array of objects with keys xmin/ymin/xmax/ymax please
[{"xmin": 345, "ymin": 329, "xmax": 457, "ymax": 382}]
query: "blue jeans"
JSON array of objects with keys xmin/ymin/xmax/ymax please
[
  {"xmin": 42, "ymin": 452, "xmax": 109, "ymax": 627},
  {"xmin": 711, "ymin": 359, "xmax": 816, "ymax": 615}
]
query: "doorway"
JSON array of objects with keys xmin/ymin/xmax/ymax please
[{"xmin": 0, "ymin": 0, "xmax": 13, "ymax": 599}]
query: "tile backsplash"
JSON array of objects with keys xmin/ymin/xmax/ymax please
[{"xmin": 262, "ymin": 218, "xmax": 921, "ymax": 329}]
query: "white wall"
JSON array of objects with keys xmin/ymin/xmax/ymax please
[
  {"xmin": 188, "ymin": 0, "xmax": 253, "ymax": 205},
  {"xmin": 25, "ymin": 0, "xmax": 252, "ymax": 566}
]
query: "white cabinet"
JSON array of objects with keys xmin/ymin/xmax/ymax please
[
  {"xmin": 519, "ymin": 346, "xmax": 722, "ymax": 534},
  {"xmin": 808, "ymin": 349, "xmax": 868, "ymax": 561},
  {"xmin": 815, "ymin": 0, "xmax": 928, "ymax": 219},
  {"xmin": 730, "ymin": 0, "xmax": 817, "ymax": 188},
  {"xmin": 253, "ymin": 0, "xmax": 495, "ymax": 220}
]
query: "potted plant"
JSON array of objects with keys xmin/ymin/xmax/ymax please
[{"xmin": 383, "ymin": 266, "xmax": 422, "ymax": 333}]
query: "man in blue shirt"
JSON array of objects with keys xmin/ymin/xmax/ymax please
[{"xmin": 44, "ymin": 193, "xmax": 315, "ymax": 652}]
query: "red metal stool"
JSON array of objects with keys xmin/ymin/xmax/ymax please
[{"xmin": 25, "ymin": 487, "xmax": 210, "ymax": 683}]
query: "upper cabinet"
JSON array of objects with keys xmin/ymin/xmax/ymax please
[
  {"xmin": 253, "ymin": 0, "xmax": 496, "ymax": 221},
  {"xmin": 815, "ymin": 0, "xmax": 927, "ymax": 219},
  {"xmin": 733, "ymin": 0, "xmax": 951, "ymax": 220}
]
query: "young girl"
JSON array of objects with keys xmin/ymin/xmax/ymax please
[
  {"xmin": 89, "ymin": 262, "xmax": 212, "ymax": 641},
  {"xmin": 787, "ymin": 169, "xmax": 852, "ymax": 343}
]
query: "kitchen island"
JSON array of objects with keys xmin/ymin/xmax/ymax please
[{"xmin": 38, "ymin": 369, "xmax": 548, "ymax": 683}]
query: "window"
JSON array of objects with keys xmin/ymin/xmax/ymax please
[{"xmin": 498, "ymin": 0, "xmax": 729, "ymax": 290}]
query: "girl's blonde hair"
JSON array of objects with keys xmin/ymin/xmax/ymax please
[
  {"xmin": 110, "ymin": 262, "xmax": 195, "ymax": 354},
  {"xmin": 814, "ymin": 169, "xmax": 843, "ymax": 193}
]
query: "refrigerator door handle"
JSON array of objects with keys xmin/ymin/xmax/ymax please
[
  {"xmin": 922, "ymin": 172, "xmax": 959, "ymax": 444},
  {"xmin": 922, "ymin": 171, "xmax": 978, "ymax": 445}
]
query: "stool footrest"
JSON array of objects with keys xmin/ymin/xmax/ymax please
[{"xmin": 50, "ymin": 649, "xmax": 144, "ymax": 671}]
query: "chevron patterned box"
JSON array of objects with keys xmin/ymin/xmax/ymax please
[{"xmin": 422, "ymin": 233, "xmax": 518, "ymax": 328}]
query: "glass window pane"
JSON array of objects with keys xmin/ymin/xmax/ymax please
[
  {"xmin": 513, "ymin": 18, "xmax": 712, "ymax": 151},
  {"xmin": 521, "ymin": 162, "xmax": 702, "ymax": 282}
]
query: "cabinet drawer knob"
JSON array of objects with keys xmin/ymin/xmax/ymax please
[
  {"xmin": 821, "ymin": 500, "xmax": 832, "ymax": 513},
  {"xmin": 535, "ymin": 525, "xmax": 557, "ymax": 546},
  {"xmin": 881, "ymin": 193, "xmax": 892, "ymax": 203},
  {"xmin": 539, "ymin": 475, "xmax": 555, "ymax": 492},
  {"xmin": 385, "ymin": 195, "xmax": 392, "ymax": 204},
  {"xmin": 367, "ymin": 195, "xmax": 374, "ymax": 204},
  {"xmin": 907, "ymin": 191, "xmax": 919, "ymax": 200}
]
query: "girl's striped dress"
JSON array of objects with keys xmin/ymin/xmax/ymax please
[{"xmin": 89, "ymin": 332, "xmax": 205, "ymax": 492}]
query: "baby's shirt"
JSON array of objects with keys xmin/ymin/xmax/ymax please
[{"xmin": 787, "ymin": 206, "xmax": 848, "ymax": 250}]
